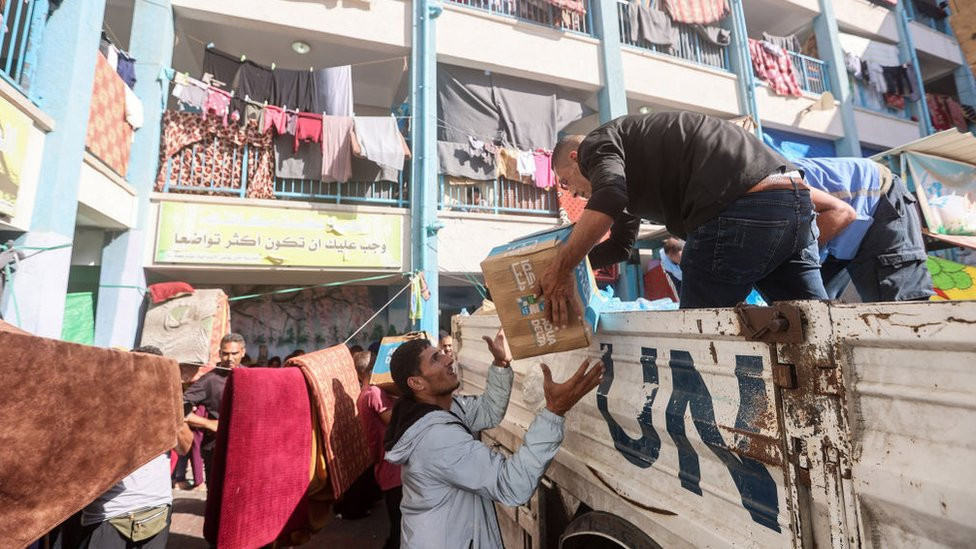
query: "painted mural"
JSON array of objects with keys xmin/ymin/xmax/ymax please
[{"xmin": 219, "ymin": 284, "xmax": 408, "ymax": 362}]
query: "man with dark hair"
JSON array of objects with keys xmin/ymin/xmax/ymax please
[
  {"xmin": 354, "ymin": 351, "xmax": 403, "ymax": 548},
  {"xmin": 543, "ymin": 112, "xmax": 853, "ymax": 317},
  {"xmin": 183, "ymin": 332, "xmax": 247, "ymax": 483},
  {"xmin": 437, "ymin": 330, "xmax": 454, "ymax": 361},
  {"xmin": 79, "ymin": 346, "xmax": 193, "ymax": 548},
  {"xmin": 384, "ymin": 330, "xmax": 604, "ymax": 548}
]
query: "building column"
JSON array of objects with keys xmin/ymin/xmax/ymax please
[
  {"xmin": 410, "ymin": 0, "xmax": 441, "ymax": 334},
  {"xmin": 727, "ymin": 0, "xmax": 761, "ymax": 136},
  {"xmin": 953, "ymin": 64, "xmax": 976, "ymax": 110},
  {"xmin": 592, "ymin": 0, "xmax": 627, "ymax": 121},
  {"xmin": 1, "ymin": 0, "xmax": 107, "ymax": 337},
  {"xmin": 93, "ymin": 0, "xmax": 174, "ymax": 348},
  {"xmin": 896, "ymin": 1, "xmax": 935, "ymax": 136},
  {"xmin": 814, "ymin": 0, "xmax": 861, "ymax": 156}
]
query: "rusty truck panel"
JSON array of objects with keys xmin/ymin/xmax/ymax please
[{"xmin": 454, "ymin": 300, "xmax": 976, "ymax": 548}]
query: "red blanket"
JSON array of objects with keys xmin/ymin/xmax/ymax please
[
  {"xmin": 203, "ymin": 367, "xmax": 313, "ymax": 549},
  {"xmin": 288, "ymin": 345, "xmax": 371, "ymax": 499}
]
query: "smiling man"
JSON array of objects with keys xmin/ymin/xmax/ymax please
[
  {"xmin": 541, "ymin": 111, "xmax": 849, "ymax": 318},
  {"xmin": 384, "ymin": 330, "xmax": 603, "ymax": 549}
]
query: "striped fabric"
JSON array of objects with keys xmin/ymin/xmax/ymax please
[{"xmin": 663, "ymin": 0, "xmax": 729, "ymax": 25}]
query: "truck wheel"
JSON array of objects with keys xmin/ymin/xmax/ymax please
[{"xmin": 559, "ymin": 511, "xmax": 662, "ymax": 549}]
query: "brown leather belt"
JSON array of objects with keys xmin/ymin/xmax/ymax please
[{"xmin": 746, "ymin": 173, "xmax": 810, "ymax": 194}]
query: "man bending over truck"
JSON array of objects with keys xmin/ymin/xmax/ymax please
[
  {"xmin": 384, "ymin": 330, "xmax": 603, "ymax": 548},
  {"xmin": 792, "ymin": 156, "xmax": 934, "ymax": 302},
  {"xmin": 541, "ymin": 111, "xmax": 857, "ymax": 318}
]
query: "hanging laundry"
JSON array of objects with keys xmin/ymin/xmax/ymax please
[
  {"xmin": 87, "ymin": 52, "xmax": 133, "ymax": 177},
  {"xmin": 275, "ymin": 135, "xmax": 323, "ymax": 180},
  {"xmin": 437, "ymin": 141, "xmax": 495, "ymax": 180},
  {"xmin": 881, "ymin": 65, "xmax": 913, "ymax": 97},
  {"xmin": 105, "ymin": 44, "xmax": 119, "ymax": 71},
  {"xmin": 202, "ymin": 47, "xmax": 242, "ymax": 87},
  {"xmin": 844, "ymin": 52, "xmax": 863, "ymax": 78},
  {"xmin": 533, "ymin": 150, "xmax": 556, "ymax": 190},
  {"xmin": 202, "ymin": 87, "xmax": 232, "ymax": 126},
  {"xmin": 961, "ymin": 104, "xmax": 976, "ymax": 123},
  {"xmin": 116, "ymin": 51, "xmax": 136, "ymax": 89},
  {"xmin": 547, "ymin": 0, "xmax": 586, "ymax": 14},
  {"xmin": 516, "ymin": 150, "xmax": 536, "ymax": 178},
  {"xmin": 663, "ymin": 0, "xmax": 729, "ymax": 25},
  {"xmin": 497, "ymin": 147, "xmax": 533, "ymax": 183},
  {"xmin": 273, "ymin": 69, "xmax": 317, "ymax": 112},
  {"xmin": 748, "ymin": 39, "xmax": 802, "ymax": 97},
  {"xmin": 627, "ymin": 2, "xmax": 675, "ymax": 47},
  {"xmin": 927, "ymin": 93, "xmax": 953, "ymax": 131},
  {"xmin": 945, "ymin": 97, "xmax": 969, "ymax": 132},
  {"xmin": 352, "ymin": 116, "xmax": 408, "ymax": 171},
  {"xmin": 321, "ymin": 115, "xmax": 355, "ymax": 183},
  {"xmin": 312, "ymin": 66, "xmax": 354, "ymax": 116},
  {"xmin": 242, "ymin": 103, "xmax": 263, "ymax": 127},
  {"xmin": 261, "ymin": 104, "xmax": 288, "ymax": 135},
  {"xmin": 883, "ymin": 93, "xmax": 906, "ymax": 110},
  {"xmin": 761, "ymin": 32, "xmax": 800, "ymax": 52},
  {"xmin": 235, "ymin": 60, "xmax": 275, "ymax": 104},
  {"xmin": 292, "ymin": 112, "xmax": 323, "ymax": 153},
  {"xmin": 175, "ymin": 78, "xmax": 208, "ymax": 111},
  {"xmin": 123, "ymin": 85, "xmax": 144, "ymax": 129},
  {"xmin": 467, "ymin": 136, "xmax": 498, "ymax": 164},
  {"xmin": 914, "ymin": 0, "xmax": 946, "ymax": 19},
  {"xmin": 350, "ymin": 155, "xmax": 401, "ymax": 183},
  {"xmin": 866, "ymin": 62, "xmax": 886, "ymax": 95},
  {"xmin": 692, "ymin": 24, "xmax": 731, "ymax": 47},
  {"xmin": 155, "ymin": 110, "xmax": 275, "ymax": 199}
]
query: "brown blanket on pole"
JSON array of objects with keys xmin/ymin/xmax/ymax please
[{"xmin": 0, "ymin": 321, "xmax": 183, "ymax": 548}]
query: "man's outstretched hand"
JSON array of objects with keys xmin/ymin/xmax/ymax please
[
  {"xmin": 541, "ymin": 358, "xmax": 604, "ymax": 416},
  {"xmin": 482, "ymin": 328, "xmax": 513, "ymax": 367}
]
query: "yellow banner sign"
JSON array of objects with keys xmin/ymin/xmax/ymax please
[
  {"xmin": 155, "ymin": 201, "xmax": 403, "ymax": 268},
  {"xmin": 0, "ymin": 96, "xmax": 32, "ymax": 218}
]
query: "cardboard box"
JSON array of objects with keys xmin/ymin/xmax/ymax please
[
  {"xmin": 481, "ymin": 225, "xmax": 604, "ymax": 360},
  {"xmin": 371, "ymin": 331, "xmax": 434, "ymax": 384}
]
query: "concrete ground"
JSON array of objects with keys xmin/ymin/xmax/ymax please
[{"xmin": 169, "ymin": 487, "xmax": 389, "ymax": 548}]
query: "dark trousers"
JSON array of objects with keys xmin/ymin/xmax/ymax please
[
  {"xmin": 78, "ymin": 508, "xmax": 171, "ymax": 549},
  {"xmin": 383, "ymin": 486, "xmax": 403, "ymax": 549}
]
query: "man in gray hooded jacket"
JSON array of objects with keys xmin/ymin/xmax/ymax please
[{"xmin": 384, "ymin": 330, "xmax": 603, "ymax": 548}]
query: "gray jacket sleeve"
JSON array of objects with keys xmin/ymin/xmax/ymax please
[
  {"xmin": 452, "ymin": 365, "xmax": 513, "ymax": 433},
  {"xmin": 422, "ymin": 409, "xmax": 566, "ymax": 507}
]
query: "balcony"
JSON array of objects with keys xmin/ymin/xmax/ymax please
[
  {"xmin": 446, "ymin": 0, "xmax": 594, "ymax": 35},
  {"xmin": 849, "ymin": 76, "xmax": 912, "ymax": 120},
  {"xmin": 904, "ymin": 1, "xmax": 951, "ymax": 34},
  {"xmin": 788, "ymin": 51, "xmax": 830, "ymax": 95},
  {"xmin": 439, "ymin": 177, "xmax": 559, "ymax": 216},
  {"xmin": 616, "ymin": 0, "xmax": 730, "ymax": 71},
  {"xmin": 0, "ymin": 0, "xmax": 41, "ymax": 94}
]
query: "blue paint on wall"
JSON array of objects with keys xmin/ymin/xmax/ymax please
[{"xmin": 596, "ymin": 343, "xmax": 661, "ymax": 467}]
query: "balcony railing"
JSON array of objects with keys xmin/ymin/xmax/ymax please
[
  {"xmin": 0, "ymin": 0, "xmax": 40, "ymax": 93},
  {"xmin": 439, "ymin": 177, "xmax": 559, "ymax": 216},
  {"xmin": 616, "ymin": 0, "xmax": 729, "ymax": 71},
  {"xmin": 446, "ymin": 0, "xmax": 593, "ymax": 35},
  {"xmin": 904, "ymin": 1, "xmax": 951, "ymax": 34},
  {"xmin": 160, "ymin": 139, "xmax": 408, "ymax": 207},
  {"xmin": 788, "ymin": 51, "xmax": 830, "ymax": 95}
]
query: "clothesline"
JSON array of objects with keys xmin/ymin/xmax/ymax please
[
  {"xmin": 434, "ymin": 116, "xmax": 552, "ymax": 153},
  {"xmin": 181, "ymin": 32, "xmax": 409, "ymax": 72}
]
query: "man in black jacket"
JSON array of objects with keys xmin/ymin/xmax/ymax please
[{"xmin": 542, "ymin": 112, "xmax": 847, "ymax": 320}]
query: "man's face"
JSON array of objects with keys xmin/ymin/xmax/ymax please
[
  {"xmin": 412, "ymin": 344, "xmax": 459, "ymax": 397},
  {"xmin": 554, "ymin": 150, "xmax": 593, "ymax": 199},
  {"xmin": 219, "ymin": 341, "xmax": 246, "ymax": 368},
  {"xmin": 439, "ymin": 336, "xmax": 454, "ymax": 358}
]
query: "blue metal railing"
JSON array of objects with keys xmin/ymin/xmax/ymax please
[
  {"xmin": 616, "ymin": 0, "xmax": 730, "ymax": 71},
  {"xmin": 439, "ymin": 176, "xmax": 559, "ymax": 216},
  {"xmin": 0, "ymin": 0, "xmax": 38, "ymax": 93},
  {"xmin": 788, "ymin": 51, "xmax": 830, "ymax": 95},
  {"xmin": 161, "ymin": 138, "xmax": 408, "ymax": 205},
  {"xmin": 849, "ymin": 76, "xmax": 913, "ymax": 121},
  {"xmin": 446, "ymin": 0, "xmax": 593, "ymax": 35}
]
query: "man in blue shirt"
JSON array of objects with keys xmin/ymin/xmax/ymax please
[{"xmin": 793, "ymin": 157, "xmax": 934, "ymax": 302}]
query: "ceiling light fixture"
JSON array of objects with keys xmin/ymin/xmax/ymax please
[{"xmin": 292, "ymin": 41, "xmax": 311, "ymax": 55}]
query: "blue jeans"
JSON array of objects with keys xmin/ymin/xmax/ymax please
[{"xmin": 680, "ymin": 188, "xmax": 827, "ymax": 308}]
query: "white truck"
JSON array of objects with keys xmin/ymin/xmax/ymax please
[{"xmin": 453, "ymin": 298, "xmax": 976, "ymax": 548}]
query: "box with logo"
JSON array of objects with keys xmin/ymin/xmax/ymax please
[
  {"xmin": 480, "ymin": 225, "xmax": 603, "ymax": 360},
  {"xmin": 371, "ymin": 331, "xmax": 434, "ymax": 384}
]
